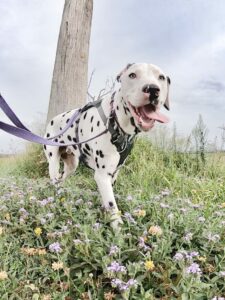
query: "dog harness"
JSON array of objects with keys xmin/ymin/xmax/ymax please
[{"xmin": 75, "ymin": 93, "xmax": 137, "ymax": 166}]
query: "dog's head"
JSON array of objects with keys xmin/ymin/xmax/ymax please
[{"xmin": 117, "ymin": 63, "xmax": 171, "ymax": 131}]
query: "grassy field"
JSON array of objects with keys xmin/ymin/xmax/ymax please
[{"xmin": 0, "ymin": 139, "xmax": 225, "ymax": 299}]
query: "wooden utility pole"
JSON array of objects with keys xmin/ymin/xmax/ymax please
[{"xmin": 46, "ymin": 0, "xmax": 93, "ymax": 123}]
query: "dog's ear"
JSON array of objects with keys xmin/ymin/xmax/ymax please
[
  {"xmin": 116, "ymin": 63, "xmax": 134, "ymax": 82},
  {"xmin": 164, "ymin": 76, "xmax": 171, "ymax": 110}
]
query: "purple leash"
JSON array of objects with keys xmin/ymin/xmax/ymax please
[{"xmin": 0, "ymin": 94, "xmax": 108, "ymax": 146}]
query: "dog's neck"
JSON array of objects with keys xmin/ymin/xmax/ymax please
[{"xmin": 112, "ymin": 90, "xmax": 140, "ymax": 136}]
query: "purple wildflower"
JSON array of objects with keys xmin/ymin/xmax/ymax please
[
  {"xmin": 207, "ymin": 233, "xmax": 220, "ymax": 242},
  {"xmin": 38, "ymin": 197, "xmax": 54, "ymax": 207},
  {"xmin": 19, "ymin": 208, "xmax": 29, "ymax": 216},
  {"xmin": 124, "ymin": 212, "xmax": 136, "ymax": 224},
  {"xmin": 40, "ymin": 217, "xmax": 46, "ymax": 225},
  {"xmin": 185, "ymin": 251, "xmax": 199, "ymax": 261},
  {"xmin": 183, "ymin": 232, "xmax": 193, "ymax": 242},
  {"xmin": 127, "ymin": 195, "xmax": 133, "ymax": 201},
  {"xmin": 126, "ymin": 279, "xmax": 138, "ymax": 288},
  {"xmin": 219, "ymin": 271, "xmax": 225, "ymax": 277},
  {"xmin": 186, "ymin": 263, "xmax": 202, "ymax": 276},
  {"xmin": 109, "ymin": 245, "xmax": 119, "ymax": 256},
  {"xmin": 160, "ymin": 203, "xmax": 170, "ymax": 208},
  {"xmin": 49, "ymin": 242, "xmax": 62, "ymax": 253},
  {"xmin": 138, "ymin": 237, "xmax": 150, "ymax": 251},
  {"xmin": 107, "ymin": 261, "xmax": 127, "ymax": 273},
  {"xmin": 161, "ymin": 189, "xmax": 171, "ymax": 197},
  {"xmin": 154, "ymin": 195, "xmax": 161, "ymax": 201},
  {"xmin": 93, "ymin": 222, "xmax": 101, "ymax": 230},
  {"xmin": 111, "ymin": 278, "xmax": 137, "ymax": 291},
  {"xmin": 46, "ymin": 212, "xmax": 54, "ymax": 219},
  {"xmin": 173, "ymin": 252, "xmax": 184, "ymax": 261}
]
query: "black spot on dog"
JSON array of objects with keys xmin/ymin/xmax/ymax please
[
  {"xmin": 130, "ymin": 117, "xmax": 135, "ymax": 127},
  {"xmin": 95, "ymin": 157, "xmax": 98, "ymax": 164},
  {"xmin": 46, "ymin": 133, "xmax": 50, "ymax": 138},
  {"xmin": 51, "ymin": 120, "xmax": 54, "ymax": 126},
  {"xmin": 49, "ymin": 152, "xmax": 52, "ymax": 157},
  {"xmin": 83, "ymin": 112, "xmax": 87, "ymax": 119},
  {"xmin": 99, "ymin": 150, "xmax": 104, "ymax": 158},
  {"xmin": 73, "ymin": 137, "xmax": 77, "ymax": 143},
  {"xmin": 108, "ymin": 173, "xmax": 113, "ymax": 178},
  {"xmin": 91, "ymin": 127, "xmax": 93, "ymax": 132},
  {"xmin": 60, "ymin": 127, "xmax": 62, "ymax": 131},
  {"xmin": 116, "ymin": 106, "xmax": 119, "ymax": 110},
  {"xmin": 54, "ymin": 138, "xmax": 58, "ymax": 142},
  {"xmin": 97, "ymin": 163, "xmax": 99, "ymax": 168},
  {"xmin": 109, "ymin": 201, "xmax": 114, "ymax": 207},
  {"xmin": 97, "ymin": 121, "xmax": 100, "ymax": 127},
  {"xmin": 102, "ymin": 165, "xmax": 105, "ymax": 169},
  {"xmin": 71, "ymin": 124, "xmax": 74, "ymax": 128},
  {"xmin": 83, "ymin": 148, "xmax": 90, "ymax": 156},
  {"xmin": 96, "ymin": 150, "xmax": 99, "ymax": 156},
  {"xmin": 62, "ymin": 113, "xmax": 65, "ymax": 117},
  {"xmin": 67, "ymin": 135, "xmax": 72, "ymax": 141},
  {"xmin": 73, "ymin": 145, "xmax": 77, "ymax": 150},
  {"xmin": 66, "ymin": 118, "xmax": 70, "ymax": 123},
  {"xmin": 80, "ymin": 129, "xmax": 83, "ymax": 134},
  {"xmin": 44, "ymin": 145, "xmax": 46, "ymax": 150},
  {"xmin": 91, "ymin": 116, "xmax": 94, "ymax": 123},
  {"xmin": 85, "ymin": 144, "xmax": 90, "ymax": 151},
  {"xmin": 76, "ymin": 120, "xmax": 79, "ymax": 124},
  {"xmin": 60, "ymin": 140, "xmax": 65, "ymax": 144}
]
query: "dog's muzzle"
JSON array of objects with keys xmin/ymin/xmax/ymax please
[{"xmin": 142, "ymin": 84, "xmax": 160, "ymax": 105}]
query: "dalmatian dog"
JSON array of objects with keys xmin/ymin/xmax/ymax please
[{"xmin": 44, "ymin": 63, "xmax": 171, "ymax": 230}]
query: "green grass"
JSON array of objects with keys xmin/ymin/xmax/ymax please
[{"xmin": 0, "ymin": 138, "xmax": 225, "ymax": 299}]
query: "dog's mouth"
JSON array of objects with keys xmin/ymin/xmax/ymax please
[{"xmin": 128, "ymin": 102, "xmax": 169, "ymax": 131}]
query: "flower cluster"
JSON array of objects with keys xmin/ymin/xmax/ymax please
[
  {"xmin": 49, "ymin": 242, "xmax": 62, "ymax": 253},
  {"xmin": 111, "ymin": 278, "xmax": 138, "ymax": 291},
  {"xmin": 21, "ymin": 247, "xmax": 46, "ymax": 256},
  {"xmin": 148, "ymin": 225, "xmax": 162, "ymax": 236},
  {"xmin": 109, "ymin": 245, "xmax": 119, "ymax": 256},
  {"xmin": 107, "ymin": 261, "xmax": 127, "ymax": 274},
  {"xmin": 186, "ymin": 263, "xmax": 202, "ymax": 276}
]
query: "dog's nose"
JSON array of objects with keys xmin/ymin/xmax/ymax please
[
  {"xmin": 142, "ymin": 84, "xmax": 160, "ymax": 105},
  {"xmin": 142, "ymin": 84, "xmax": 160, "ymax": 96}
]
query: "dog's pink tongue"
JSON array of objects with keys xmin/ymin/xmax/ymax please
[
  {"xmin": 142, "ymin": 106, "xmax": 169, "ymax": 123},
  {"xmin": 147, "ymin": 111, "xmax": 169, "ymax": 123}
]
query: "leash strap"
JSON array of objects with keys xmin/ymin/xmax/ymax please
[{"xmin": 0, "ymin": 94, "xmax": 108, "ymax": 146}]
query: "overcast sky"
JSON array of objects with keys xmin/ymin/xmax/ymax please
[{"xmin": 0, "ymin": 0, "xmax": 225, "ymax": 153}]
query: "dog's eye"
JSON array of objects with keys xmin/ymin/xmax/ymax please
[
  {"xmin": 159, "ymin": 74, "xmax": 165, "ymax": 80},
  {"xmin": 129, "ymin": 73, "xmax": 136, "ymax": 79}
]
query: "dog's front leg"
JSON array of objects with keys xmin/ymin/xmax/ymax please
[{"xmin": 94, "ymin": 172, "xmax": 123, "ymax": 230}]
